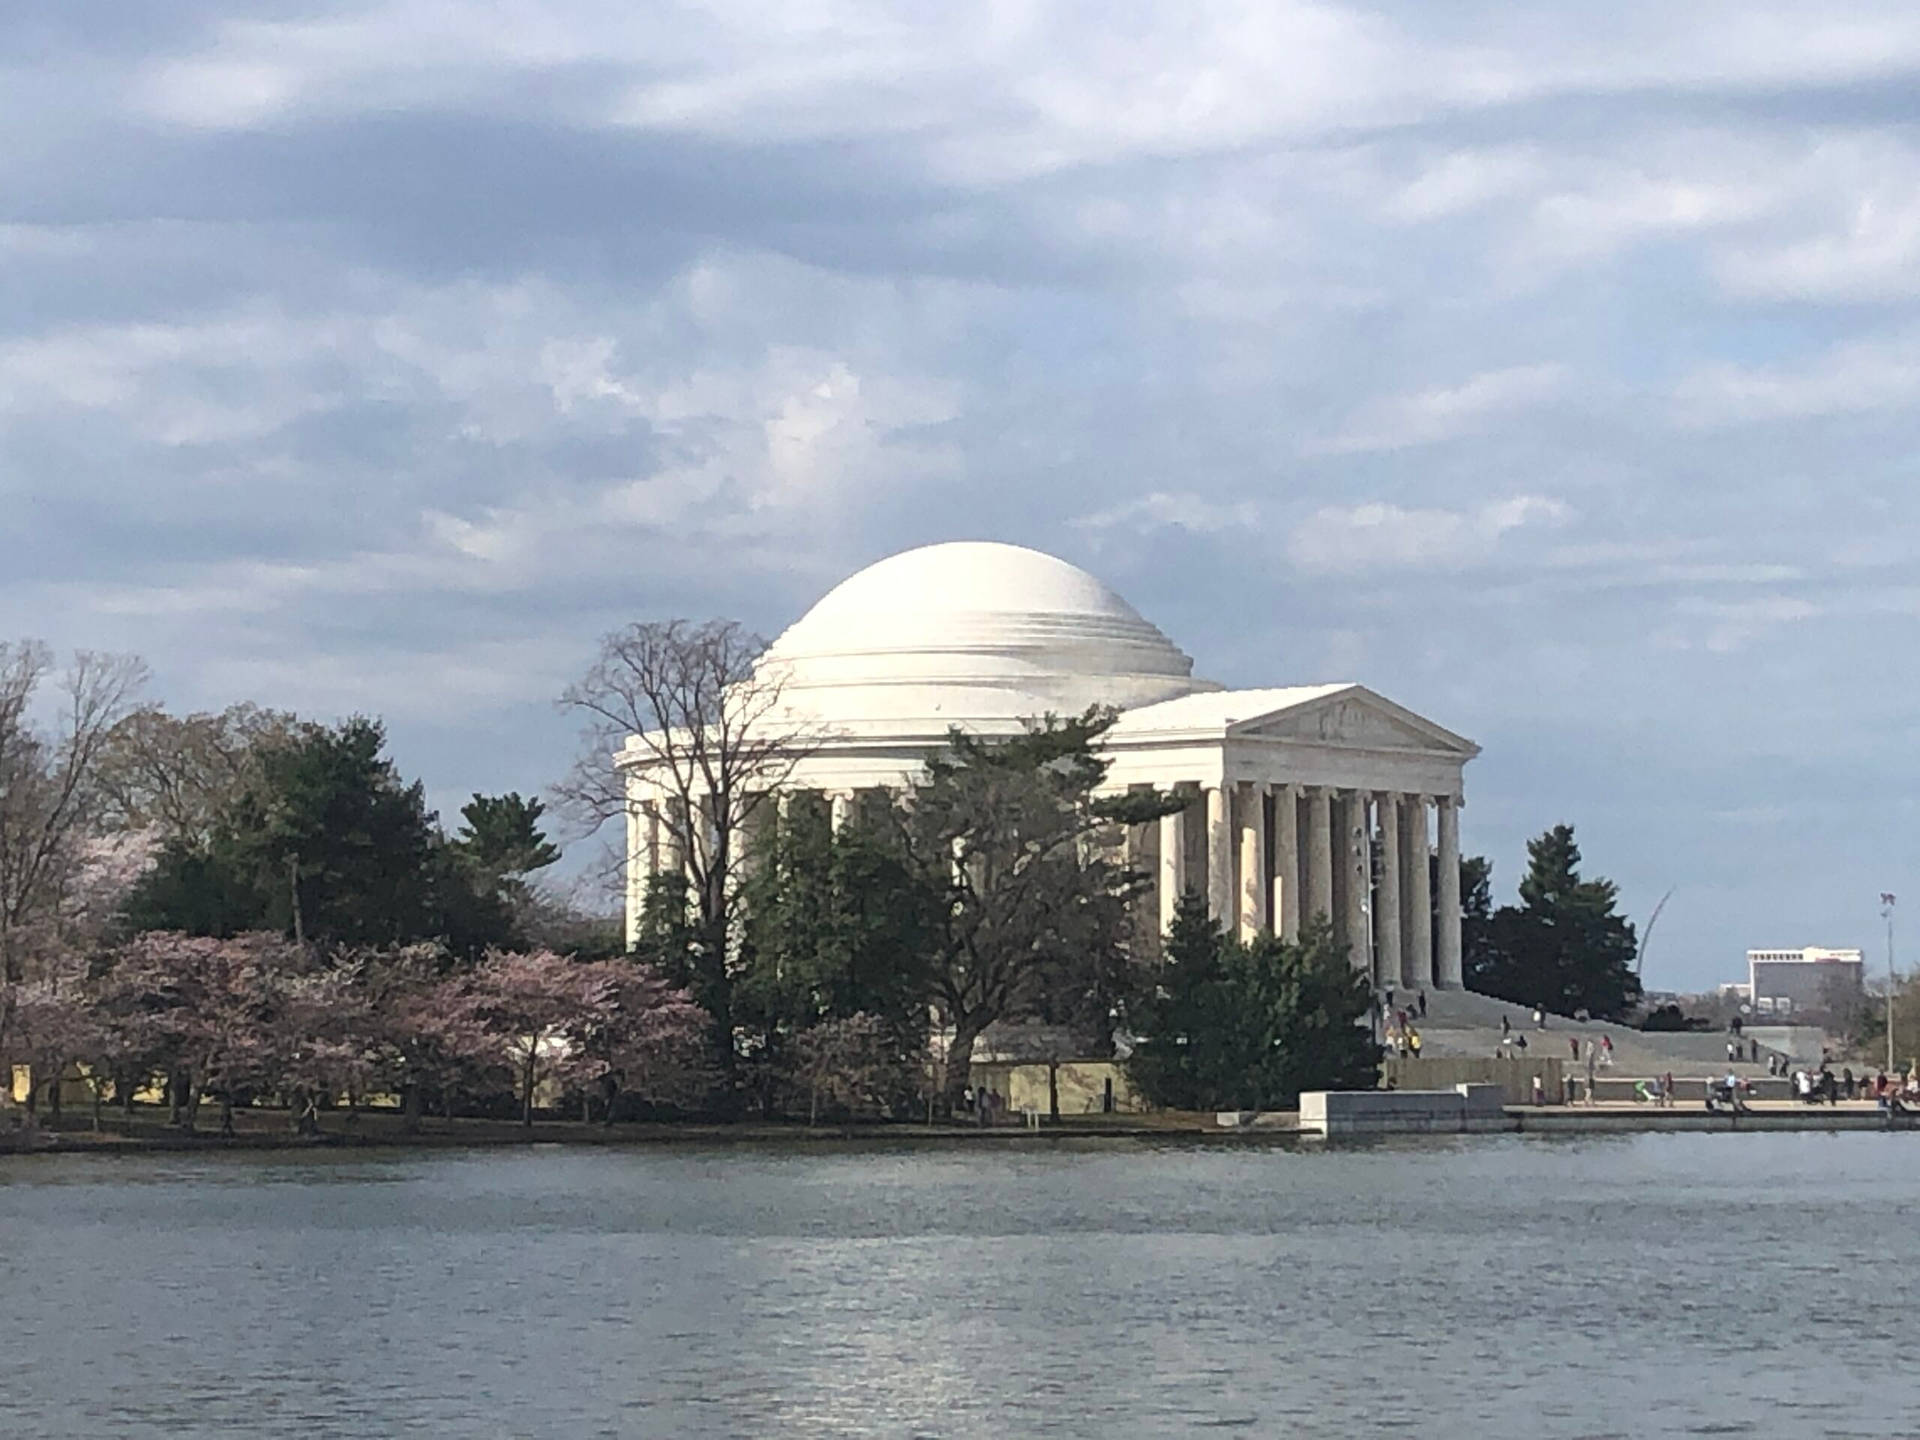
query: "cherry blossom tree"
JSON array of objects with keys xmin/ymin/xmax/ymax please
[
  {"xmin": 790, "ymin": 1012, "xmax": 917, "ymax": 1125},
  {"xmin": 266, "ymin": 964, "xmax": 376, "ymax": 1136},
  {"xmin": 3, "ymin": 959, "xmax": 104, "ymax": 1123},
  {"xmin": 352, "ymin": 944, "xmax": 492, "ymax": 1132},
  {"xmin": 464, "ymin": 949, "xmax": 615, "ymax": 1126},
  {"xmin": 101, "ymin": 931, "xmax": 303, "ymax": 1136},
  {"xmin": 572, "ymin": 960, "xmax": 712, "ymax": 1123}
]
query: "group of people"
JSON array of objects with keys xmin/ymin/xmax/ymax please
[
  {"xmin": 1790, "ymin": 1064, "xmax": 1918, "ymax": 1107},
  {"xmin": 1631, "ymin": 1073, "xmax": 1678, "ymax": 1107},
  {"xmin": 1377, "ymin": 988, "xmax": 1427, "ymax": 1059},
  {"xmin": 959, "ymin": 1086, "xmax": 1007, "ymax": 1126}
]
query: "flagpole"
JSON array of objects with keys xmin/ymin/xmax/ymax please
[{"xmin": 1881, "ymin": 894, "xmax": 1897, "ymax": 1076}]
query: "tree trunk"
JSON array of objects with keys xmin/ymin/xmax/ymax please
[
  {"xmin": 182, "ymin": 1077, "xmax": 200, "ymax": 1135},
  {"xmin": 521, "ymin": 1052, "xmax": 536, "ymax": 1128},
  {"xmin": 47, "ymin": 1066, "xmax": 62, "ymax": 1123},
  {"xmin": 120, "ymin": 1070, "xmax": 137, "ymax": 1121},
  {"xmin": 1048, "ymin": 1059, "xmax": 1060, "ymax": 1122},
  {"xmin": 943, "ymin": 1013, "xmax": 989, "ymax": 1116},
  {"xmin": 91, "ymin": 1085, "xmax": 103, "ymax": 1132},
  {"xmin": 219, "ymin": 1090, "xmax": 234, "ymax": 1138},
  {"xmin": 401, "ymin": 1080, "xmax": 422, "ymax": 1135}
]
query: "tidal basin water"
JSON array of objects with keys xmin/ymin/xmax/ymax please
[{"xmin": 4, "ymin": 1134, "xmax": 1917, "ymax": 1438}]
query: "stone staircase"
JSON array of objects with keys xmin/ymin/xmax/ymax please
[{"xmin": 1390, "ymin": 987, "xmax": 1792, "ymax": 1079}]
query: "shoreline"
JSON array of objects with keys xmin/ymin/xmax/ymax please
[{"xmin": 4, "ymin": 1098, "xmax": 1917, "ymax": 1155}]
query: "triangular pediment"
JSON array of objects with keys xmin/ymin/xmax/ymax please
[{"xmin": 1232, "ymin": 686, "xmax": 1477, "ymax": 755}]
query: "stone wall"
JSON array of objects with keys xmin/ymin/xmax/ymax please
[
  {"xmin": 968, "ymin": 1059, "xmax": 1146, "ymax": 1115},
  {"xmin": 1380, "ymin": 1055, "xmax": 1565, "ymax": 1104},
  {"xmin": 1299, "ymin": 1084, "xmax": 1511, "ymax": 1135}
]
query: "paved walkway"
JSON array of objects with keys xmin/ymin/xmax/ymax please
[{"xmin": 1398, "ymin": 987, "xmax": 1794, "ymax": 1078}]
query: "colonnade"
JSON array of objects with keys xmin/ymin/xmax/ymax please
[
  {"xmin": 626, "ymin": 781, "xmax": 1465, "ymax": 994},
  {"xmin": 1147, "ymin": 784, "xmax": 1462, "ymax": 991},
  {"xmin": 623, "ymin": 786, "xmax": 864, "ymax": 944}
]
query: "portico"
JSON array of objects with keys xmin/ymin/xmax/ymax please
[{"xmin": 1099, "ymin": 686, "xmax": 1475, "ymax": 988}]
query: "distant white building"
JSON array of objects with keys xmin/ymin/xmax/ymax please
[{"xmin": 1744, "ymin": 947, "xmax": 1864, "ymax": 1016}]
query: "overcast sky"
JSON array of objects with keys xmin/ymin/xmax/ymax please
[{"xmin": 8, "ymin": 2, "xmax": 1920, "ymax": 991}]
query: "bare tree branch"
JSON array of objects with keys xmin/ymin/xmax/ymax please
[
  {"xmin": 0, "ymin": 643, "xmax": 150, "ymax": 984},
  {"xmin": 555, "ymin": 620, "xmax": 824, "ymax": 1068}
]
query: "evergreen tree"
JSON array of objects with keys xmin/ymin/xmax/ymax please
[
  {"xmin": 1122, "ymin": 892, "xmax": 1233, "ymax": 1110},
  {"xmin": 1467, "ymin": 825, "xmax": 1640, "ymax": 1020},
  {"xmin": 736, "ymin": 798, "xmax": 937, "ymax": 1116},
  {"xmin": 896, "ymin": 709, "xmax": 1179, "ymax": 1113},
  {"xmin": 453, "ymin": 793, "xmax": 561, "ymax": 880},
  {"xmin": 1128, "ymin": 894, "xmax": 1380, "ymax": 1110},
  {"xmin": 1458, "ymin": 853, "xmax": 1495, "ymax": 986},
  {"xmin": 123, "ymin": 718, "xmax": 511, "ymax": 954}
]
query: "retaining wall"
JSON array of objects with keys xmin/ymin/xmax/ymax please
[{"xmin": 1300, "ymin": 1084, "xmax": 1514, "ymax": 1136}]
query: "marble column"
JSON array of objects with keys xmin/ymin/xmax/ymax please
[
  {"xmin": 1237, "ymin": 781, "xmax": 1268, "ymax": 941},
  {"xmin": 1374, "ymin": 793, "xmax": 1402, "ymax": 992},
  {"xmin": 1405, "ymin": 795, "xmax": 1433, "ymax": 988},
  {"xmin": 829, "ymin": 789, "xmax": 853, "ymax": 834},
  {"xmin": 1341, "ymin": 792, "xmax": 1371, "ymax": 975},
  {"xmin": 663, "ymin": 795, "xmax": 689, "ymax": 879},
  {"xmin": 1436, "ymin": 795, "xmax": 1463, "ymax": 989},
  {"xmin": 1307, "ymin": 786, "xmax": 1335, "ymax": 927},
  {"xmin": 1206, "ymin": 785, "xmax": 1233, "ymax": 925},
  {"xmin": 1273, "ymin": 784, "xmax": 1301, "ymax": 941},
  {"xmin": 623, "ymin": 797, "xmax": 648, "ymax": 949},
  {"xmin": 1158, "ymin": 793, "xmax": 1187, "ymax": 936}
]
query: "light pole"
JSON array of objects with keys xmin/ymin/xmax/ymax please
[{"xmin": 1880, "ymin": 893, "xmax": 1897, "ymax": 1075}]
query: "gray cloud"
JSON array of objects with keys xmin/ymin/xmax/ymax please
[{"xmin": 9, "ymin": 1, "xmax": 1920, "ymax": 989}]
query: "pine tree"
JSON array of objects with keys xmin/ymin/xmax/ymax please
[
  {"xmin": 1128, "ymin": 898, "xmax": 1381, "ymax": 1111},
  {"xmin": 123, "ymin": 718, "xmax": 512, "ymax": 954},
  {"xmin": 1470, "ymin": 825, "xmax": 1640, "ymax": 1019}
]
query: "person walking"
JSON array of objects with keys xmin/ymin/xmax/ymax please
[
  {"xmin": 1417, "ymin": 989, "xmax": 1427, "ymax": 1019},
  {"xmin": 1585, "ymin": 1043, "xmax": 1599, "ymax": 1104},
  {"xmin": 1409, "ymin": 1029, "xmax": 1423, "ymax": 1060},
  {"xmin": 1501, "ymin": 1014, "xmax": 1512, "ymax": 1038}
]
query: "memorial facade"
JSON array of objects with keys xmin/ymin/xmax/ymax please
[{"xmin": 621, "ymin": 541, "xmax": 1479, "ymax": 990}]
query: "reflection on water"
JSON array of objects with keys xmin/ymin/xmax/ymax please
[{"xmin": 3, "ymin": 1134, "xmax": 1915, "ymax": 1438}]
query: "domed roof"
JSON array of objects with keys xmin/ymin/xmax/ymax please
[{"xmin": 761, "ymin": 541, "xmax": 1213, "ymax": 730}]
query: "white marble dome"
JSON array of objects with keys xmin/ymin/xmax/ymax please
[{"xmin": 760, "ymin": 541, "xmax": 1214, "ymax": 730}]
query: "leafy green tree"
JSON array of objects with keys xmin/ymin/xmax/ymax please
[
  {"xmin": 453, "ymin": 792, "xmax": 561, "ymax": 881},
  {"xmin": 1128, "ymin": 894, "xmax": 1380, "ymax": 1110},
  {"xmin": 736, "ymin": 798, "xmax": 938, "ymax": 1116},
  {"xmin": 895, "ymin": 709, "xmax": 1178, "ymax": 1113},
  {"xmin": 1458, "ymin": 853, "xmax": 1495, "ymax": 985},
  {"xmin": 1467, "ymin": 825, "xmax": 1641, "ymax": 1020},
  {"xmin": 123, "ymin": 718, "xmax": 511, "ymax": 954}
]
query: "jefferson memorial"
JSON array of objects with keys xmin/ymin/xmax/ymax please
[{"xmin": 623, "ymin": 541, "xmax": 1478, "ymax": 990}]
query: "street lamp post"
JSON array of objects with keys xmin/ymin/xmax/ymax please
[{"xmin": 1880, "ymin": 893, "xmax": 1897, "ymax": 1075}]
